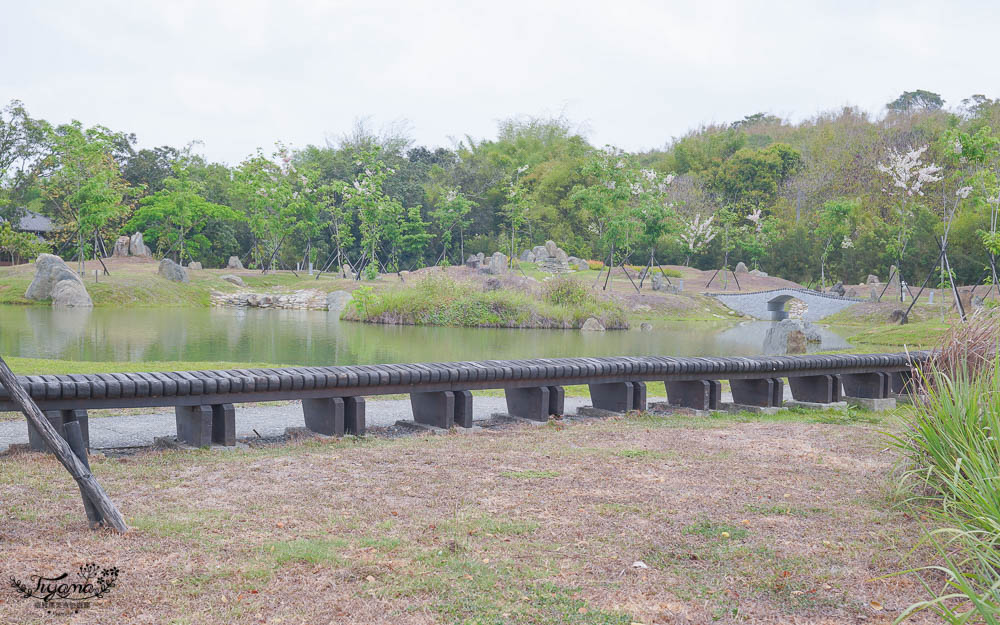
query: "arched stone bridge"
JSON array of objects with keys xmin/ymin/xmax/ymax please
[{"xmin": 707, "ymin": 288, "xmax": 864, "ymax": 321}]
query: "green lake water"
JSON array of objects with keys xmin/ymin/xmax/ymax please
[{"xmin": 0, "ymin": 307, "xmax": 868, "ymax": 366}]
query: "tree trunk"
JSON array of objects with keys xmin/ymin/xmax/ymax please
[{"xmin": 0, "ymin": 355, "xmax": 128, "ymax": 532}]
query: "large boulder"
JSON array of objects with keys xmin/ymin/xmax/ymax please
[
  {"xmin": 568, "ymin": 257, "xmax": 589, "ymax": 272},
  {"xmin": 221, "ymin": 274, "xmax": 245, "ymax": 287},
  {"xmin": 749, "ymin": 269, "xmax": 768, "ymax": 277},
  {"xmin": 544, "ymin": 240, "xmax": 559, "ymax": 257},
  {"xmin": 888, "ymin": 265, "xmax": 900, "ymax": 291},
  {"xmin": 326, "ymin": 290, "xmax": 353, "ymax": 314},
  {"xmin": 519, "ymin": 249, "xmax": 536, "ymax": 262},
  {"xmin": 734, "ymin": 261, "xmax": 749, "ymax": 273},
  {"xmin": 763, "ymin": 319, "xmax": 822, "ymax": 354},
  {"xmin": 129, "ymin": 232, "xmax": 152, "ymax": 257},
  {"xmin": 829, "ymin": 281, "xmax": 846, "ymax": 297},
  {"xmin": 888, "ymin": 309, "xmax": 908, "ymax": 325},
  {"xmin": 866, "ymin": 274, "xmax": 880, "ymax": 285},
  {"xmin": 482, "ymin": 252, "xmax": 508, "ymax": 275},
  {"xmin": 531, "ymin": 245, "xmax": 549, "ymax": 260},
  {"xmin": 112, "ymin": 236, "xmax": 131, "ymax": 257},
  {"xmin": 580, "ymin": 317, "xmax": 606, "ymax": 332},
  {"xmin": 227, "ymin": 256, "xmax": 244, "ymax": 270},
  {"xmin": 158, "ymin": 258, "xmax": 189, "ymax": 283},
  {"xmin": 25, "ymin": 254, "xmax": 85, "ymax": 301},
  {"xmin": 465, "ymin": 254, "xmax": 482, "ymax": 269},
  {"xmin": 188, "ymin": 261, "xmax": 203, "ymax": 270},
  {"xmin": 51, "ymin": 279, "xmax": 93, "ymax": 308},
  {"xmin": 651, "ymin": 274, "xmax": 666, "ymax": 291}
]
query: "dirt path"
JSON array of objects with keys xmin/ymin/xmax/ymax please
[{"xmin": 0, "ymin": 413, "xmax": 935, "ymax": 624}]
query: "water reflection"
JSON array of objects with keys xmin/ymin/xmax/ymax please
[{"xmin": 1, "ymin": 307, "xmax": 859, "ymax": 366}]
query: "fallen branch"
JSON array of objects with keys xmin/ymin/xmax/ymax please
[{"xmin": 0, "ymin": 356, "xmax": 128, "ymax": 532}]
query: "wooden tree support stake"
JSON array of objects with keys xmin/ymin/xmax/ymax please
[{"xmin": 0, "ymin": 355, "xmax": 128, "ymax": 532}]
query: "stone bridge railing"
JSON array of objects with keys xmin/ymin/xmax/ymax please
[
  {"xmin": 0, "ymin": 352, "xmax": 927, "ymax": 449},
  {"xmin": 708, "ymin": 288, "xmax": 866, "ymax": 321}
]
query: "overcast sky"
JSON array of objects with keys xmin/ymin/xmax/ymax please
[{"xmin": 5, "ymin": 0, "xmax": 999, "ymax": 164}]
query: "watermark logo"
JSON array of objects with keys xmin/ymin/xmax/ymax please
[{"xmin": 9, "ymin": 563, "xmax": 119, "ymax": 614}]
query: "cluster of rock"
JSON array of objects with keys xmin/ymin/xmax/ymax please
[
  {"xmin": 158, "ymin": 258, "xmax": 189, "ymax": 283},
  {"xmin": 111, "ymin": 232, "xmax": 152, "ymax": 258},
  {"xmin": 465, "ymin": 251, "xmax": 509, "ymax": 275},
  {"xmin": 733, "ymin": 261, "xmax": 768, "ymax": 277},
  {"xmin": 211, "ymin": 289, "xmax": 332, "ymax": 310},
  {"xmin": 519, "ymin": 241, "xmax": 589, "ymax": 273},
  {"xmin": 24, "ymin": 254, "xmax": 93, "ymax": 307},
  {"xmin": 650, "ymin": 274, "xmax": 681, "ymax": 294},
  {"xmin": 211, "ymin": 289, "xmax": 352, "ymax": 312}
]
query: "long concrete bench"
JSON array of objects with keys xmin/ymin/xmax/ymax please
[{"xmin": 0, "ymin": 352, "xmax": 927, "ymax": 449}]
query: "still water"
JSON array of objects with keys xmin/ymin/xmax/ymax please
[{"xmin": 0, "ymin": 307, "xmax": 861, "ymax": 366}]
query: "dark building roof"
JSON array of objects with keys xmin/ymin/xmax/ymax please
[{"xmin": 0, "ymin": 210, "xmax": 55, "ymax": 233}]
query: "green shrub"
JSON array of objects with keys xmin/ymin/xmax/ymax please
[
  {"xmin": 342, "ymin": 275, "xmax": 627, "ymax": 329},
  {"xmin": 543, "ymin": 277, "xmax": 591, "ymax": 307}
]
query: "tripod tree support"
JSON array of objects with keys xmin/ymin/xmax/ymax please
[{"xmin": 0, "ymin": 355, "xmax": 128, "ymax": 532}]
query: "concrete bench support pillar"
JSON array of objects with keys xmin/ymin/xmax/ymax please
[
  {"xmin": 730, "ymin": 378, "xmax": 783, "ymax": 408},
  {"xmin": 589, "ymin": 382, "xmax": 637, "ymax": 413},
  {"xmin": 547, "ymin": 386, "xmax": 565, "ymax": 417},
  {"xmin": 631, "ymin": 382, "xmax": 647, "ymax": 411},
  {"xmin": 666, "ymin": 380, "xmax": 720, "ymax": 411},
  {"xmin": 175, "ymin": 404, "xmax": 235, "ymax": 447},
  {"xmin": 841, "ymin": 372, "xmax": 889, "ymax": 399},
  {"xmin": 28, "ymin": 409, "xmax": 89, "ymax": 452},
  {"xmin": 345, "ymin": 397, "xmax": 365, "ymax": 435},
  {"xmin": 211, "ymin": 404, "xmax": 236, "ymax": 446},
  {"xmin": 788, "ymin": 375, "xmax": 841, "ymax": 404},
  {"xmin": 303, "ymin": 397, "xmax": 345, "ymax": 436},
  {"xmin": 454, "ymin": 391, "xmax": 474, "ymax": 428},
  {"xmin": 505, "ymin": 387, "xmax": 551, "ymax": 421},
  {"xmin": 411, "ymin": 391, "xmax": 456, "ymax": 429},
  {"xmin": 889, "ymin": 370, "xmax": 914, "ymax": 396},
  {"xmin": 410, "ymin": 390, "xmax": 475, "ymax": 428}
]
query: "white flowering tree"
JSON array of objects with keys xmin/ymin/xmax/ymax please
[
  {"xmin": 340, "ymin": 147, "xmax": 404, "ymax": 278},
  {"xmin": 679, "ymin": 213, "xmax": 716, "ymax": 266},
  {"xmin": 876, "ymin": 144, "xmax": 942, "ymax": 269},
  {"xmin": 573, "ymin": 146, "xmax": 674, "ymax": 289},
  {"xmin": 234, "ymin": 143, "xmax": 318, "ymax": 272}
]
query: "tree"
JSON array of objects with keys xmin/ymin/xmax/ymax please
[
  {"xmin": 710, "ymin": 143, "xmax": 802, "ymax": 214},
  {"xmin": 234, "ymin": 144, "xmax": 318, "ymax": 272},
  {"xmin": 815, "ymin": 199, "xmax": 858, "ymax": 288},
  {"xmin": 0, "ymin": 220, "xmax": 49, "ymax": 263},
  {"xmin": 886, "ymin": 90, "xmax": 945, "ymax": 113},
  {"xmin": 678, "ymin": 213, "xmax": 716, "ymax": 266},
  {"xmin": 499, "ymin": 166, "xmax": 530, "ymax": 263},
  {"xmin": 876, "ymin": 144, "xmax": 943, "ymax": 268},
  {"xmin": 429, "ymin": 187, "xmax": 475, "ymax": 264},
  {"xmin": 341, "ymin": 147, "xmax": 403, "ymax": 276},
  {"xmin": 126, "ymin": 165, "xmax": 241, "ymax": 263},
  {"xmin": 573, "ymin": 146, "xmax": 674, "ymax": 287},
  {"xmin": 38, "ymin": 121, "xmax": 130, "ymax": 272}
]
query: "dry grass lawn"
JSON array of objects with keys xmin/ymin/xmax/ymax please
[{"xmin": 0, "ymin": 411, "xmax": 938, "ymax": 624}]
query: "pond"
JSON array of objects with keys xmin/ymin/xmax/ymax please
[{"xmin": 0, "ymin": 307, "xmax": 867, "ymax": 366}]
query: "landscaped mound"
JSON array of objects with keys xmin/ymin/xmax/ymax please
[{"xmin": 342, "ymin": 275, "xmax": 628, "ymax": 329}]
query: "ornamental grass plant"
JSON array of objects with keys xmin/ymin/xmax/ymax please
[{"xmin": 892, "ymin": 311, "xmax": 1000, "ymax": 622}]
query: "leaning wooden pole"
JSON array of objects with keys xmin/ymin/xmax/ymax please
[{"xmin": 0, "ymin": 356, "xmax": 128, "ymax": 532}]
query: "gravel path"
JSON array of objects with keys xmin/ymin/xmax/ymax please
[{"xmin": 0, "ymin": 395, "xmax": 669, "ymax": 452}]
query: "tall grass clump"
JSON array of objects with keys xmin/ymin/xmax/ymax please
[
  {"xmin": 341, "ymin": 274, "xmax": 627, "ymax": 329},
  {"xmin": 892, "ymin": 311, "xmax": 1000, "ymax": 622}
]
